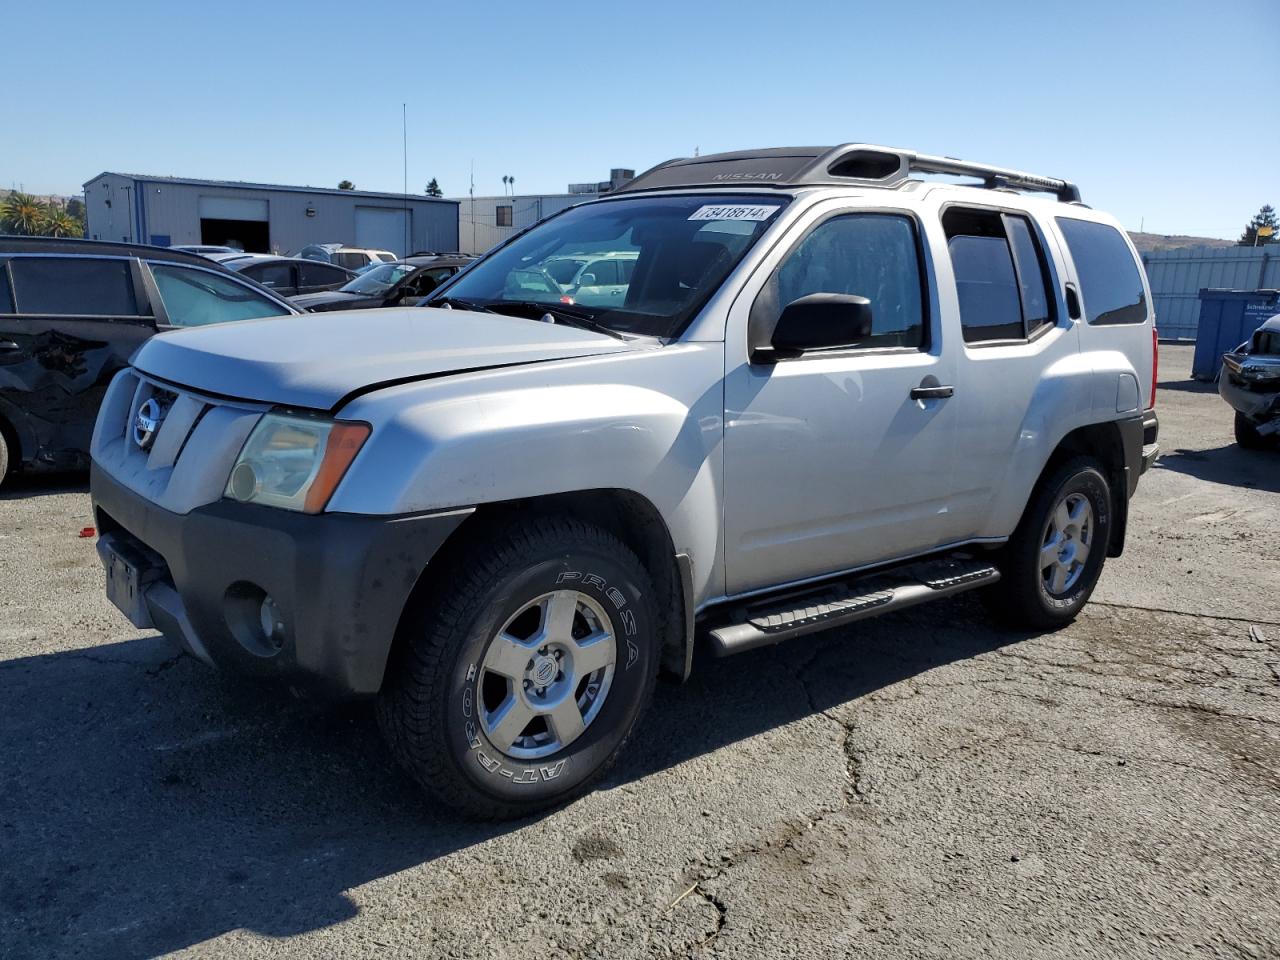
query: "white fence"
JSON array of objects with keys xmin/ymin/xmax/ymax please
[{"xmin": 1141, "ymin": 246, "xmax": 1279, "ymax": 340}]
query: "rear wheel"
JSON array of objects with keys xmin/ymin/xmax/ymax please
[
  {"xmin": 377, "ymin": 516, "xmax": 659, "ymax": 819},
  {"xmin": 1234, "ymin": 412, "xmax": 1271, "ymax": 450},
  {"xmin": 985, "ymin": 457, "xmax": 1112, "ymax": 630}
]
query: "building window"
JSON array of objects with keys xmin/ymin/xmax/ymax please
[{"xmin": 496, "ymin": 205, "xmax": 513, "ymax": 227}]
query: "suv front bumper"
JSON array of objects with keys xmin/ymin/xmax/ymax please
[{"xmin": 90, "ymin": 463, "xmax": 471, "ymax": 696}]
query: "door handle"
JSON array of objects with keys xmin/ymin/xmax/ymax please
[
  {"xmin": 0, "ymin": 340, "xmax": 20, "ymax": 352},
  {"xmin": 910, "ymin": 384, "xmax": 954, "ymax": 400}
]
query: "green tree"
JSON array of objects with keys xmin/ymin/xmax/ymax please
[
  {"xmin": 2, "ymin": 191, "xmax": 43, "ymax": 234},
  {"xmin": 1238, "ymin": 204, "xmax": 1278, "ymax": 245},
  {"xmin": 40, "ymin": 201, "xmax": 83, "ymax": 238},
  {"xmin": 338, "ymin": 180, "xmax": 355, "ymax": 190},
  {"xmin": 66, "ymin": 197, "xmax": 85, "ymax": 221},
  {"xmin": 424, "ymin": 178, "xmax": 442, "ymax": 197}
]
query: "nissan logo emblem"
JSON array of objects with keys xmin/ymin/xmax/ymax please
[{"xmin": 133, "ymin": 398, "xmax": 165, "ymax": 450}]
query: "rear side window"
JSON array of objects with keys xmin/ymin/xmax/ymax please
[
  {"xmin": 250, "ymin": 262, "xmax": 294, "ymax": 290},
  {"xmin": 0, "ymin": 267, "xmax": 12, "ymax": 313},
  {"xmin": 944, "ymin": 208, "xmax": 1054, "ymax": 343},
  {"xmin": 1056, "ymin": 218, "xmax": 1147, "ymax": 325},
  {"xmin": 773, "ymin": 213, "xmax": 926, "ymax": 349},
  {"xmin": 299, "ymin": 262, "xmax": 348, "ymax": 286},
  {"xmin": 150, "ymin": 264, "xmax": 290, "ymax": 327},
  {"xmin": 10, "ymin": 257, "xmax": 139, "ymax": 316}
]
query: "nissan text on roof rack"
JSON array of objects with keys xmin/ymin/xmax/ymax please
[{"xmin": 90, "ymin": 143, "xmax": 1160, "ymax": 818}]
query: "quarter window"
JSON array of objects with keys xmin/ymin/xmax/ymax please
[
  {"xmin": 1056, "ymin": 218, "xmax": 1147, "ymax": 325},
  {"xmin": 150, "ymin": 264, "xmax": 290, "ymax": 327},
  {"xmin": 768, "ymin": 213, "xmax": 926, "ymax": 350},
  {"xmin": 944, "ymin": 208, "xmax": 1054, "ymax": 343},
  {"xmin": 10, "ymin": 257, "xmax": 140, "ymax": 316}
]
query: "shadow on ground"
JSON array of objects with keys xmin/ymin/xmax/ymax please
[
  {"xmin": 0, "ymin": 598, "xmax": 1020, "ymax": 959},
  {"xmin": 1156, "ymin": 443, "xmax": 1280, "ymax": 492},
  {"xmin": 0, "ymin": 471, "xmax": 89, "ymax": 501}
]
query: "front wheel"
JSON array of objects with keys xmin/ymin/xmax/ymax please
[
  {"xmin": 1234, "ymin": 412, "xmax": 1271, "ymax": 450},
  {"xmin": 377, "ymin": 516, "xmax": 659, "ymax": 819},
  {"xmin": 985, "ymin": 457, "xmax": 1112, "ymax": 630}
]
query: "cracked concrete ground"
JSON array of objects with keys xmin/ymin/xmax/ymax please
[{"xmin": 2, "ymin": 345, "xmax": 1277, "ymax": 959}]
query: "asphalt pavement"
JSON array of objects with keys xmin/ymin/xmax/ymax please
[{"xmin": 2, "ymin": 344, "xmax": 1277, "ymax": 959}]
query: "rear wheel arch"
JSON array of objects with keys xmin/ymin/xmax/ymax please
[
  {"xmin": 1028, "ymin": 421, "xmax": 1127, "ymax": 556},
  {"xmin": 385, "ymin": 488, "xmax": 691, "ymax": 691}
]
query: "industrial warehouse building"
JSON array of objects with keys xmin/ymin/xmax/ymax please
[
  {"xmin": 83, "ymin": 173, "xmax": 459, "ymax": 258},
  {"xmin": 456, "ymin": 168, "xmax": 634, "ymax": 254}
]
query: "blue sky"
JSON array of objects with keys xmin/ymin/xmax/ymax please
[{"xmin": 4, "ymin": 0, "xmax": 1276, "ymax": 239}]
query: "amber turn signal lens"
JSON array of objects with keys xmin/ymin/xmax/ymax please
[{"xmin": 303, "ymin": 422, "xmax": 371, "ymax": 514}]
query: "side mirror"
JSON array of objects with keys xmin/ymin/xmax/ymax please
[
  {"xmin": 765, "ymin": 293, "xmax": 873, "ymax": 359},
  {"xmin": 578, "ymin": 272, "xmax": 597, "ymax": 287}
]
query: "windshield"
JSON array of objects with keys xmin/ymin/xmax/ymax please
[
  {"xmin": 427, "ymin": 194, "xmax": 788, "ymax": 338},
  {"xmin": 340, "ymin": 262, "xmax": 413, "ymax": 295}
]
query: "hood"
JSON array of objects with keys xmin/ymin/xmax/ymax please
[
  {"xmin": 132, "ymin": 307, "xmax": 639, "ymax": 410},
  {"xmin": 289, "ymin": 290, "xmax": 372, "ymax": 311}
]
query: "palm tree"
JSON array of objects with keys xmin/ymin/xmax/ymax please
[
  {"xmin": 2, "ymin": 192, "xmax": 43, "ymax": 234},
  {"xmin": 40, "ymin": 202, "xmax": 83, "ymax": 238}
]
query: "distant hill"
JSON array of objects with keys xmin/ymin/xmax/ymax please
[{"xmin": 1128, "ymin": 232, "xmax": 1236, "ymax": 254}]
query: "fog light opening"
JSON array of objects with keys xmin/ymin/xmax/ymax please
[
  {"xmin": 259, "ymin": 595, "xmax": 286, "ymax": 652},
  {"xmin": 224, "ymin": 582, "xmax": 288, "ymax": 658}
]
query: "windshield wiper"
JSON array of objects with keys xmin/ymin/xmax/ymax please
[
  {"xmin": 429, "ymin": 295, "xmax": 501, "ymax": 314},
  {"xmin": 485, "ymin": 300, "xmax": 628, "ymax": 341}
]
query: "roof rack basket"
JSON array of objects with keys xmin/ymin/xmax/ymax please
[{"xmin": 618, "ymin": 143, "xmax": 1082, "ymax": 203}]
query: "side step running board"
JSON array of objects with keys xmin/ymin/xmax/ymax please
[{"xmin": 708, "ymin": 557, "xmax": 1000, "ymax": 657}]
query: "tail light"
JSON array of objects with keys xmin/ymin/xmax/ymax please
[{"xmin": 1149, "ymin": 326, "xmax": 1159, "ymax": 409}]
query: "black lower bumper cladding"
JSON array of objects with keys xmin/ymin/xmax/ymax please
[{"xmin": 90, "ymin": 463, "xmax": 470, "ymax": 696}]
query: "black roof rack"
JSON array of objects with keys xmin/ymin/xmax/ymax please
[{"xmin": 615, "ymin": 144, "xmax": 1082, "ymax": 203}]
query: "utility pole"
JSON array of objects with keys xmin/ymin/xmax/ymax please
[
  {"xmin": 470, "ymin": 159, "xmax": 475, "ymax": 254},
  {"xmin": 402, "ymin": 103, "xmax": 409, "ymax": 257}
]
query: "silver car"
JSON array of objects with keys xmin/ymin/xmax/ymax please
[{"xmin": 90, "ymin": 143, "xmax": 1159, "ymax": 818}]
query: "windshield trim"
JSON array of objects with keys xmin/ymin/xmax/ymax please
[{"xmin": 425, "ymin": 191, "xmax": 795, "ymax": 340}]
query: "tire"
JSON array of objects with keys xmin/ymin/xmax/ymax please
[
  {"xmin": 0, "ymin": 427, "xmax": 10, "ymax": 489},
  {"xmin": 984, "ymin": 456, "xmax": 1112, "ymax": 631},
  {"xmin": 376, "ymin": 515, "xmax": 659, "ymax": 819},
  {"xmin": 1234, "ymin": 412, "xmax": 1270, "ymax": 450}
]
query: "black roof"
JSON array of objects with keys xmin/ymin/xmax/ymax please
[
  {"xmin": 0, "ymin": 235, "xmax": 237, "ymax": 270},
  {"xmin": 616, "ymin": 144, "xmax": 1082, "ymax": 203}
]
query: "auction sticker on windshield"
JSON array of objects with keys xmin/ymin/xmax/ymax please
[{"xmin": 687, "ymin": 204, "xmax": 779, "ymax": 222}]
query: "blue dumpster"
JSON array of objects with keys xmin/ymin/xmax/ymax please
[{"xmin": 1192, "ymin": 288, "xmax": 1280, "ymax": 380}]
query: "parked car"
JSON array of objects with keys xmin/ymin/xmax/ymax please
[
  {"xmin": 217, "ymin": 254, "xmax": 358, "ymax": 298},
  {"xmin": 290, "ymin": 255, "xmax": 474, "ymax": 312},
  {"xmin": 170, "ymin": 244, "xmax": 240, "ymax": 257},
  {"xmin": 1219, "ymin": 313, "xmax": 1280, "ymax": 448},
  {"xmin": 89, "ymin": 143, "xmax": 1159, "ymax": 819},
  {"xmin": 530, "ymin": 251, "xmax": 640, "ymax": 309},
  {"xmin": 0, "ymin": 237, "xmax": 300, "ymax": 485},
  {"xmin": 298, "ymin": 243, "xmax": 397, "ymax": 271}
]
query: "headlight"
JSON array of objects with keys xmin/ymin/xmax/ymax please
[{"xmin": 225, "ymin": 414, "xmax": 370, "ymax": 513}]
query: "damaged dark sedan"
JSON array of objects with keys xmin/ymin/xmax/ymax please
[
  {"xmin": 1220, "ymin": 313, "xmax": 1280, "ymax": 449},
  {"xmin": 0, "ymin": 237, "xmax": 299, "ymax": 485}
]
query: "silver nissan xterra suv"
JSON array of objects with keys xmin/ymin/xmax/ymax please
[{"xmin": 91, "ymin": 144, "xmax": 1160, "ymax": 818}]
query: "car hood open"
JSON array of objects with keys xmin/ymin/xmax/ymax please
[{"xmin": 132, "ymin": 307, "xmax": 639, "ymax": 411}]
